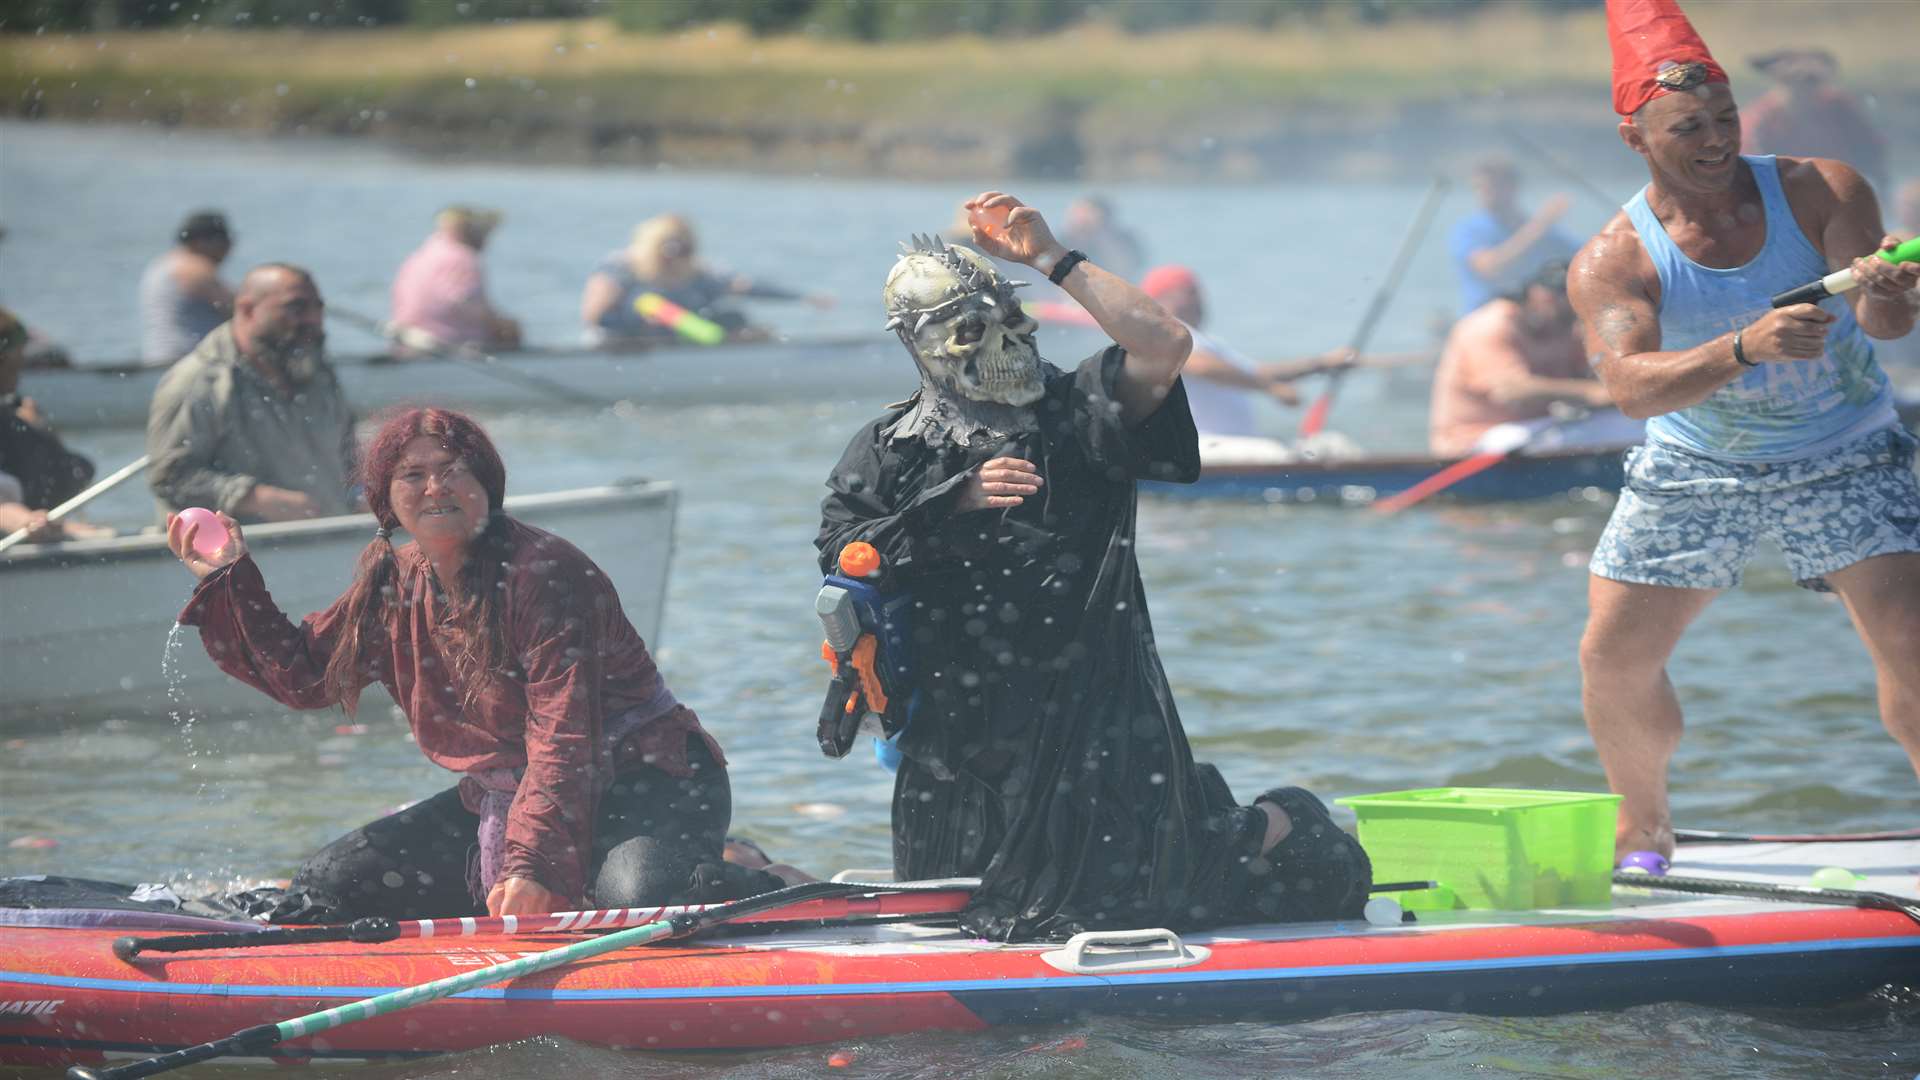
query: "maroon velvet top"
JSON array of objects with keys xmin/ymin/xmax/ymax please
[{"xmin": 179, "ymin": 516, "xmax": 721, "ymax": 905}]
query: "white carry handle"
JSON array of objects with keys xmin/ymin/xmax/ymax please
[{"xmin": 1041, "ymin": 927, "xmax": 1211, "ymax": 974}]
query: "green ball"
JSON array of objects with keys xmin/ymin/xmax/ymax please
[{"xmin": 1808, "ymin": 866, "xmax": 1864, "ymax": 890}]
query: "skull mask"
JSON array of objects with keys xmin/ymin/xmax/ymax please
[{"xmin": 886, "ymin": 235, "xmax": 1046, "ymax": 396}]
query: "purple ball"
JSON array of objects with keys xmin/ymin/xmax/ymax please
[{"xmin": 1618, "ymin": 850, "xmax": 1671, "ymax": 876}]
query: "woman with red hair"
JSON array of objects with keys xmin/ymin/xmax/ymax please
[{"xmin": 167, "ymin": 408, "xmax": 732, "ymax": 920}]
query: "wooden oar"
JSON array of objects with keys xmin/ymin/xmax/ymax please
[
  {"xmin": 0, "ymin": 453, "xmax": 150, "ymax": 555},
  {"xmin": 1299, "ymin": 176, "xmax": 1450, "ymax": 440},
  {"xmin": 326, "ymin": 307, "xmax": 611, "ymax": 408},
  {"xmin": 67, "ymin": 880, "xmax": 952, "ymax": 1080},
  {"xmin": 112, "ymin": 883, "xmax": 976, "ymax": 959}
]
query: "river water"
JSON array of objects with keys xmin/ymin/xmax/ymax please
[{"xmin": 1, "ymin": 122, "xmax": 1915, "ymax": 1078}]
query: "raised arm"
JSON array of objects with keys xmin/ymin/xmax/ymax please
[
  {"xmin": 1570, "ymin": 221, "xmax": 1832, "ymax": 419},
  {"xmin": 964, "ymin": 191, "xmax": 1190, "ymax": 424},
  {"xmin": 1467, "ymin": 194, "xmax": 1573, "ymax": 280},
  {"xmin": 1797, "ymin": 158, "xmax": 1920, "ymax": 341},
  {"xmin": 171, "ymin": 518, "xmax": 368, "ymax": 713}
]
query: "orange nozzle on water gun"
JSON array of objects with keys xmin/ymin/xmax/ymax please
[{"xmin": 839, "ymin": 541, "xmax": 880, "ymax": 578}]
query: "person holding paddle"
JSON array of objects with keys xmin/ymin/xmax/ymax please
[
  {"xmin": 1573, "ymin": 0, "xmax": 1920, "ymax": 860},
  {"xmin": 816, "ymin": 193, "xmax": 1371, "ymax": 942},
  {"xmin": 1139, "ymin": 264, "xmax": 1356, "ymax": 432},
  {"xmin": 166, "ymin": 407, "xmax": 737, "ymax": 920},
  {"xmin": 1428, "ymin": 261, "xmax": 1620, "ymax": 458},
  {"xmin": 0, "ymin": 308, "xmax": 109, "ymax": 543},
  {"xmin": 388, "ymin": 205, "xmax": 522, "ymax": 357}
]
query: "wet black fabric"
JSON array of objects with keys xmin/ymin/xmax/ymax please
[
  {"xmin": 278, "ymin": 735, "xmax": 733, "ymax": 922},
  {"xmin": 0, "ymin": 875, "xmax": 192, "ymax": 914},
  {"xmin": 817, "ymin": 348, "xmax": 1368, "ymax": 940},
  {"xmin": 0, "ymin": 404, "xmax": 93, "ymax": 509}
]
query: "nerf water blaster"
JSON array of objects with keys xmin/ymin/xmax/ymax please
[
  {"xmin": 816, "ymin": 541, "xmax": 915, "ymax": 766},
  {"xmin": 634, "ymin": 292, "xmax": 728, "ymax": 346},
  {"xmin": 1771, "ymin": 236, "xmax": 1920, "ymax": 307}
]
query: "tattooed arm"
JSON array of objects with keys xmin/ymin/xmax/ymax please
[{"xmin": 1568, "ymin": 218, "xmax": 1829, "ymax": 419}]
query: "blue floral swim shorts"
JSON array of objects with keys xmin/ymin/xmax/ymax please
[{"xmin": 1589, "ymin": 425, "xmax": 1920, "ymax": 592}]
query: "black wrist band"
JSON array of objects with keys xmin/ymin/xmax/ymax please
[
  {"xmin": 1733, "ymin": 329, "xmax": 1756, "ymax": 367},
  {"xmin": 1047, "ymin": 249, "xmax": 1088, "ymax": 286}
]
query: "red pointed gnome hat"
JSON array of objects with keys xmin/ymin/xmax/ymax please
[{"xmin": 1608, "ymin": 0, "xmax": 1728, "ymax": 116}]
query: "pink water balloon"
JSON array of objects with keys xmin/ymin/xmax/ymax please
[{"xmin": 175, "ymin": 506, "xmax": 229, "ymax": 558}]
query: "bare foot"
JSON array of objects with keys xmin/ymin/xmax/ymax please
[
  {"xmin": 764, "ymin": 863, "xmax": 819, "ymax": 886},
  {"xmin": 1615, "ymin": 819, "xmax": 1674, "ymax": 862}
]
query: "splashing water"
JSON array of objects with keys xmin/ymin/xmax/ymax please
[{"xmin": 161, "ymin": 621, "xmax": 199, "ymax": 762}]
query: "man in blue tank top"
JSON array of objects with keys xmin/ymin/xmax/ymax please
[{"xmin": 1571, "ymin": 0, "xmax": 1920, "ymax": 859}]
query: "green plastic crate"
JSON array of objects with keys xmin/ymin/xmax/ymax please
[{"xmin": 1334, "ymin": 788, "xmax": 1622, "ymax": 911}]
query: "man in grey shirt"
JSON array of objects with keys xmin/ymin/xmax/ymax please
[{"xmin": 147, "ymin": 264, "xmax": 358, "ymax": 524}]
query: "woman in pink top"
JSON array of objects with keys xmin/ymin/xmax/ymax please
[{"xmin": 389, "ymin": 207, "xmax": 522, "ymax": 355}]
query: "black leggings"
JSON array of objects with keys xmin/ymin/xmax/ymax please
[{"xmin": 289, "ymin": 736, "xmax": 730, "ymax": 920}]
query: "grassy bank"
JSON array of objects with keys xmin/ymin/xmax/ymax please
[{"xmin": 6, "ymin": 3, "xmax": 1916, "ymax": 179}]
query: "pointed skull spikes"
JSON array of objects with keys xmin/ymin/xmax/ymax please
[{"xmin": 883, "ymin": 236, "xmax": 1044, "ymax": 408}]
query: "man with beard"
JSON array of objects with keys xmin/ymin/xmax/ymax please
[
  {"xmin": 1429, "ymin": 262, "xmax": 1619, "ymax": 458},
  {"xmin": 816, "ymin": 191, "xmax": 1372, "ymax": 942},
  {"xmin": 148, "ymin": 264, "xmax": 358, "ymax": 524},
  {"xmin": 1573, "ymin": 0, "xmax": 1920, "ymax": 859}
]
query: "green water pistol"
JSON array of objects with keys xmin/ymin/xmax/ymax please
[{"xmin": 1771, "ymin": 235, "xmax": 1920, "ymax": 308}]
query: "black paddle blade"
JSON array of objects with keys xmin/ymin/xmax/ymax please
[{"xmin": 66, "ymin": 1024, "xmax": 280, "ymax": 1080}]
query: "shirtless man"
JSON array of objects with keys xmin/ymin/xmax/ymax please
[
  {"xmin": 1572, "ymin": 0, "xmax": 1920, "ymax": 858},
  {"xmin": 1429, "ymin": 262, "xmax": 1616, "ymax": 457}
]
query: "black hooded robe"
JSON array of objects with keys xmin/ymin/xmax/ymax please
[{"xmin": 817, "ymin": 347, "xmax": 1369, "ymax": 940}]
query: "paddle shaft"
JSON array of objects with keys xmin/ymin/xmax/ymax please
[
  {"xmin": 0, "ymin": 452, "xmax": 151, "ymax": 555},
  {"xmin": 1615, "ymin": 871, "xmax": 1920, "ymax": 926},
  {"xmin": 1300, "ymin": 176, "xmax": 1450, "ymax": 439},
  {"xmin": 326, "ymin": 307, "xmax": 610, "ymax": 407},
  {"xmin": 113, "ymin": 886, "xmax": 975, "ymax": 958},
  {"xmin": 1369, "ymin": 449, "xmax": 1508, "ymax": 514},
  {"xmin": 1502, "ymin": 129, "xmax": 1619, "ymax": 212},
  {"xmin": 1675, "ymin": 826, "xmax": 1920, "ymax": 844},
  {"xmin": 70, "ymin": 881, "xmax": 899, "ymax": 1080},
  {"xmin": 70, "ymin": 918, "xmax": 683, "ymax": 1080}
]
